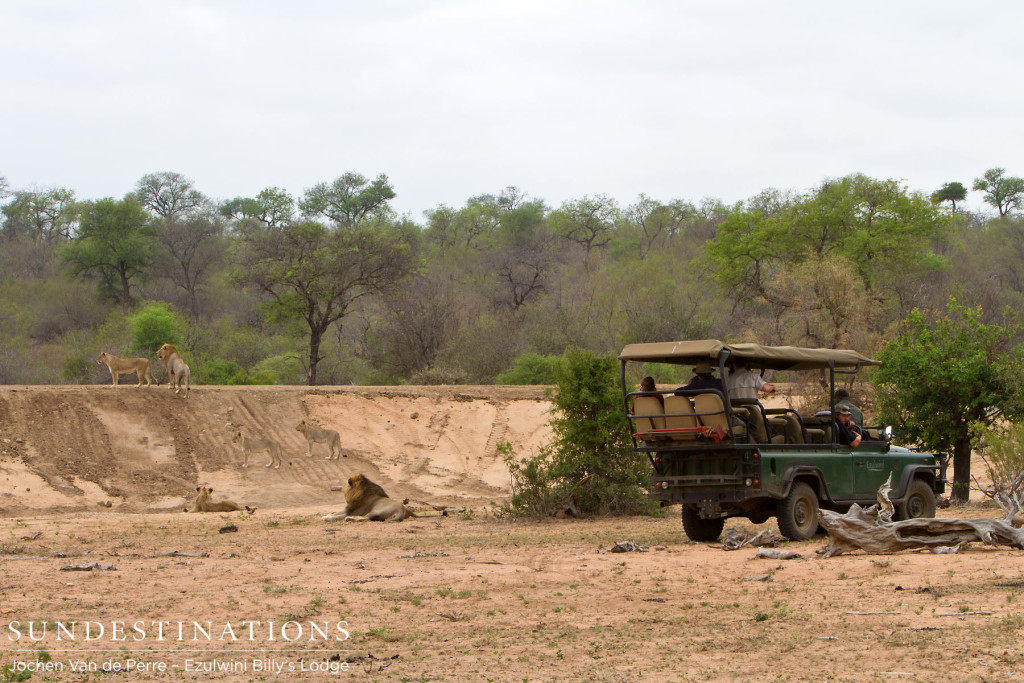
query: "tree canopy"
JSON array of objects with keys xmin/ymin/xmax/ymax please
[
  {"xmin": 60, "ymin": 198, "xmax": 154, "ymax": 314},
  {"xmin": 973, "ymin": 168, "xmax": 1024, "ymax": 216},
  {"xmin": 872, "ymin": 299, "xmax": 1024, "ymax": 502}
]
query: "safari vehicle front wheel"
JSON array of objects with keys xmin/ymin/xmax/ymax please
[
  {"xmin": 777, "ymin": 482, "xmax": 819, "ymax": 541},
  {"xmin": 681, "ymin": 506, "xmax": 725, "ymax": 542}
]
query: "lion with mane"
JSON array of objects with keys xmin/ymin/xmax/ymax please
[
  {"xmin": 157, "ymin": 343, "xmax": 191, "ymax": 396},
  {"xmin": 322, "ymin": 474, "xmax": 414, "ymax": 522}
]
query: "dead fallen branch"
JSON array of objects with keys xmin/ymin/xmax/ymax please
[
  {"xmin": 61, "ymin": 562, "xmax": 117, "ymax": 571},
  {"xmin": 818, "ymin": 473, "xmax": 1024, "ymax": 557},
  {"xmin": 756, "ymin": 547, "xmax": 802, "ymax": 560},
  {"xmin": 151, "ymin": 551, "xmax": 211, "ymax": 558},
  {"xmin": 719, "ymin": 526, "xmax": 785, "ymax": 551},
  {"xmin": 602, "ymin": 541, "xmax": 649, "ymax": 553},
  {"xmin": 935, "ymin": 611, "xmax": 993, "ymax": 616},
  {"xmin": 819, "ymin": 504, "xmax": 1024, "ymax": 557}
]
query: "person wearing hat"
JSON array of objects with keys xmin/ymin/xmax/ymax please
[
  {"xmin": 834, "ymin": 403, "xmax": 862, "ymax": 447},
  {"xmin": 676, "ymin": 362, "xmax": 724, "ymax": 394},
  {"xmin": 834, "ymin": 388, "xmax": 863, "ymax": 426}
]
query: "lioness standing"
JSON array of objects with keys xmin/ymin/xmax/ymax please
[
  {"xmin": 232, "ymin": 430, "xmax": 289, "ymax": 469},
  {"xmin": 96, "ymin": 352, "xmax": 158, "ymax": 387},
  {"xmin": 296, "ymin": 420, "xmax": 344, "ymax": 460},
  {"xmin": 156, "ymin": 343, "xmax": 191, "ymax": 396}
]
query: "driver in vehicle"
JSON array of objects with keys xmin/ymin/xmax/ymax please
[{"xmin": 835, "ymin": 404, "xmax": 862, "ymax": 447}]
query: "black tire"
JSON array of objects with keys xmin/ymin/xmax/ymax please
[
  {"xmin": 896, "ymin": 479, "xmax": 937, "ymax": 520},
  {"xmin": 776, "ymin": 482, "xmax": 819, "ymax": 541},
  {"xmin": 681, "ymin": 506, "xmax": 725, "ymax": 542}
]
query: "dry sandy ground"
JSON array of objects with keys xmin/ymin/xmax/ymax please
[{"xmin": 0, "ymin": 386, "xmax": 1021, "ymax": 682}]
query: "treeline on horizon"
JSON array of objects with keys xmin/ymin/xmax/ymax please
[{"xmin": 1, "ymin": 168, "xmax": 1022, "ymax": 389}]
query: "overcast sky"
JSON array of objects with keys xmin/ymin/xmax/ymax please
[{"xmin": 3, "ymin": 1, "xmax": 1022, "ymax": 220}]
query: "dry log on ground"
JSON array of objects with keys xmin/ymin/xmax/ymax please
[{"xmin": 818, "ymin": 504, "xmax": 1024, "ymax": 557}]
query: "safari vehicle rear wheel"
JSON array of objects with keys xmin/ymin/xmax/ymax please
[
  {"xmin": 777, "ymin": 482, "xmax": 819, "ymax": 541},
  {"xmin": 895, "ymin": 479, "xmax": 936, "ymax": 520},
  {"xmin": 681, "ymin": 506, "xmax": 725, "ymax": 542}
]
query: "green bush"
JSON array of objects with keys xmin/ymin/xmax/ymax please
[
  {"xmin": 253, "ymin": 354, "xmax": 306, "ymax": 385},
  {"xmin": 196, "ymin": 358, "xmax": 245, "ymax": 385},
  {"xmin": 61, "ymin": 354, "xmax": 92, "ymax": 384},
  {"xmin": 495, "ymin": 352, "xmax": 559, "ymax": 385},
  {"xmin": 129, "ymin": 302, "xmax": 183, "ymax": 357},
  {"xmin": 502, "ymin": 347, "xmax": 659, "ymax": 518},
  {"xmin": 246, "ymin": 370, "xmax": 277, "ymax": 385}
]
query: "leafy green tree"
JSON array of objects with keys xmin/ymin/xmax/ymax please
[
  {"xmin": 872, "ymin": 298, "xmax": 1024, "ymax": 502},
  {"xmin": 504, "ymin": 347, "xmax": 657, "ymax": 517},
  {"xmin": 131, "ymin": 172, "xmax": 208, "ymax": 220},
  {"xmin": 549, "ymin": 194, "xmax": 619, "ymax": 255},
  {"xmin": 299, "ymin": 173, "xmax": 396, "ymax": 226},
  {"xmin": 234, "ymin": 220, "xmax": 416, "ymax": 385},
  {"xmin": 1, "ymin": 187, "xmax": 78, "ymax": 244},
  {"xmin": 931, "ymin": 181, "xmax": 968, "ymax": 214},
  {"xmin": 973, "ymin": 168, "xmax": 1024, "ymax": 216},
  {"xmin": 61, "ymin": 198, "xmax": 155, "ymax": 313},
  {"xmin": 219, "ymin": 187, "xmax": 295, "ymax": 227},
  {"xmin": 703, "ymin": 174, "xmax": 948, "ymax": 345},
  {"xmin": 623, "ymin": 194, "xmax": 699, "ymax": 257},
  {"xmin": 152, "ymin": 216, "xmax": 225, "ymax": 319}
]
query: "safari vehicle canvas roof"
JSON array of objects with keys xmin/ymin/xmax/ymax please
[{"xmin": 617, "ymin": 339, "xmax": 881, "ymax": 371}]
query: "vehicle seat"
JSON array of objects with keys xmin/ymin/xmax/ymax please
[
  {"xmin": 632, "ymin": 396, "xmax": 665, "ymax": 437},
  {"xmin": 663, "ymin": 395, "xmax": 700, "ymax": 440},
  {"xmin": 732, "ymin": 399, "xmax": 784, "ymax": 445},
  {"xmin": 768, "ymin": 411, "xmax": 805, "ymax": 444},
  {"xmin": 693, "ymin": 392, "xmax": 744, "ymax": 440}
]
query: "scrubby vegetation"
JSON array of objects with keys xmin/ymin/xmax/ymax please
[{"xmin": 3, "ymin": 168, "xmax": 1024, "ymax": 391}]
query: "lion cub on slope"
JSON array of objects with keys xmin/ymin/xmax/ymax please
[{"xmin": 232, "ymin": 430, "xmax": 290, "ymax": 469}]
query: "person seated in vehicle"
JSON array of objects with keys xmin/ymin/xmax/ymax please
[
  {"xmin": 725, "ymin": 357, "xmax": 776, "ymax": 402},
  {"xmin": 834, "ymin": 388, "xmax": 864, "ymax": 425},
  {"xmin": 834, "ymin": 403, "xmax": 862, "ymax": 447},
  {"xmin": 637, "ymin": 376, "xmax": 664, "ymax": 406},
  {"xmin": 675, "ymin": 362, "xmax": 724, "ymax": 394}
]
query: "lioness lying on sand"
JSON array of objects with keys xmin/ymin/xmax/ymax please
[
  {"xmin": 296, "ymin": 420, "xmax": 344, "ymax": 460},
  {"xmin": 96, "ymin": 352, "xmax": 158, "ymax": 387},
  {"xmin": 322, "ymin": 474, "xmax": 413, "ymax": 522},
  {"xmin": 184, "ymin": 486, "xmax": 255, "ymax": 513},
  {"xmin": 232, "ymin": 430, "xmax": 289, "ymax": 469},
  {"xmin": 157, "ymin": 343, "xmax": 190, "ymax": 396}
]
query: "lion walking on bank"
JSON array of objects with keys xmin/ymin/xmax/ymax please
[{"xmin": 96, "ymin": 352, "xmax": 158, "ymax": 387}]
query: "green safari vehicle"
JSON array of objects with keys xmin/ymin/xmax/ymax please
[{"xmin": 619, "ymin": 340, "xmax": 947, "ymax": 542}]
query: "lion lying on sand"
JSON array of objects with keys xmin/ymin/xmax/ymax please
[
  {"xmin": 96, "ymin": 352, "xmax": 157, "ymax": 387},
  {"xmin": 157, "ymin": 343, "xmax": 190, "ymax": 396},
  {"xmin": 184, "ymin": 487, "xmax": 255, "ymax": 513},
  {"xmin": 322, "ymin": 474, "xmax": 414, "ymax": 522}
]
